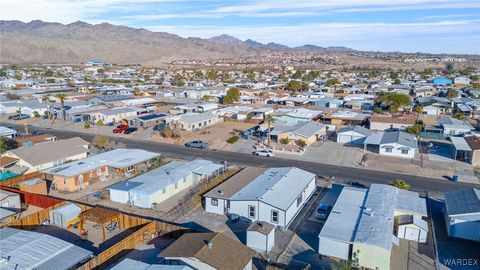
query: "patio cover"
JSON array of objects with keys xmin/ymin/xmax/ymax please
[{"xmin": 449, "ymin": 137, "xmax": 472, "ymax": 151}]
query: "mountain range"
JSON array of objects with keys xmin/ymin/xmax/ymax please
[{"xmin": 0, "ymin": 20, "xmax": 355, "ymax": 64}]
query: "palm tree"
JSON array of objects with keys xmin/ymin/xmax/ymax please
[
  {"xmin": 389, "ymin": 179, "xmax": 410, "ymax": 190},
  {"xmin": 264, "ymin": 114, "xmax": 276, "ymax": 146},
  {"xmin": 41, "ymin": 96, "xmax": 50, "ymax": 120},
  {"xmin": 55, "ymin": 93, "xmax": 67, "ymax": 121},
  {"xmin": 414, "ymin": 105, "xmax": 423, "ymax": 122}
]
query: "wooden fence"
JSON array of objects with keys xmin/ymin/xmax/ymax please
[
  {"xmin": 6, "ymin": 201, "xmax": 70, "ymax": 228},
  {"xmin": 0, "ymin": 171, "xmax": 44, "ymax": 187},
  {"xmin": 77, "ymin": 220, "xmax": 193, "ymax": 270},
  {"xmin": 0, "ymin": 185, "xmax": 63, "ymax": 208}
]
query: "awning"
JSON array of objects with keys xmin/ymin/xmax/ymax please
[{"xmin": 449, "ymin": 137, "xmax": 472, "ymax": 151}]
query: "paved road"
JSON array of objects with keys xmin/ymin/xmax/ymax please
[{"xmin": 8, "ymin": 123, "xmax": 480, "ymax": 194}]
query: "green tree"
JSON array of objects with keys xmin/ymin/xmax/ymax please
[
  {"xmin": 295, "ymin": 139, "xmax": 307, "ymax": 148},
  {"xmin": 264, "ymin": 114, "xmax": 276, "ymax": 146},
  {"xmin": 223, "ymin": 87, "xmax": 241, "ymax": 103},
  {"xmin": 332, "ymin": 261, "xmax": 354, "ymax": 270},
  {"xmin": 445, "ymin": 62, "xmax": 455, "ymax": 74},
  {"xmin": 470, "ymin": 74, "xmax": 478, "ymax": 81},
  {"xmin": 92, "ymin": 135, "xmax": 110, "ymax": 149},
  {"xmin": 173, "ymin": 73, "xmax": 186, "ymax": 86},
  {"xmin": 55, "ymin": 93, "xmax": 67, "ymax": 121},
  {"xmin": 452, "ymin": 112, "xmax": 465, "ymax": 120},
  {"xmin": 226, "ymin": 135, "xmax": 240, "ymax": 144},
  {"xmin": 380, "ymin": 93, "xmax": 411, "ymax": 113},
  {"xmin": 390, "ymin": 71, "xmax": 399, "ymax": 80},
  {"xmin": 304, "ymin": 70, "xmax": 320, "ymax": 81},
  {"xmin": 291, "ymin": 70, "xmax": 302, "ymax": 79},
  {"xmin": 368, "ymin": 69, "xmax": 381, "ymax": 78},
  {"xmin": 46, "ymin": 78, "xmax": 55, "ymax": 83},
  {"xmin": 280, "ymin": 138, "xmax": 290, "ymax": 145},
  {"xmin": 325, "ymin": 78, "xmax": 340, "ymax": 87},
  {"xmin": 406, "ymin": 124, "xmax": 422, "ymax": 136},
  {"xmin": 84, "ymin": 122, "xmax": 90, "ymax": 129},
  {"xmin": 33, "ymin": 111, "xmax": 41, "ymax": 118},
  {"xmin": 394, "ymin": 78, "xmax": 401, "ymax": 85},
  {"xmin": 206, "ymin": 69, "xmax": 217, "ymax": 81},
  {"xmin": 194, "ymin": 70, "xmax": 204, "ymax": 78},
  {"xmin": 287, "ymin": 80, "xmax": 303, "ymax": 92},
  {"xmin": 389, "ymin": 179, "xmax": 410, "ymax": 190},
  {"xmin": 414, "ymin": 106, "xmax": 424, "ymax": 122},
  {"xmin": 447, "ymin": 88, "xmax": 459, "ymax": 99},
  {"xmin": 96, "ymin": 119, "xmax": 104, "ymax": 126},
  {"xmin": 374, "ymin": 107, "xmax": 383, "ymax": 114},
  {"xmin": 0, "ymin": 137, "xmax": 7, "ymax": 154}
]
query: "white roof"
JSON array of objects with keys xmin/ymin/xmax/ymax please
[
  {"xmin": 319, "ymin": 187, "xmax": 367, "ymax": 243},
  {"xmin": 0, "ymin": 126, "xmax": 17, "ymax": 136},
  {"xmin": 353, "ymin": 184, "xmax": 427, "ymax": 250},
  {"xmin": 111, "ymin": 258, "xmax": 192, "ymax": 270},
  {"xmin": 43, "ymin": 149, "xmax": 160, "ymax": 177},
  {"xmin": 231, "ymin": 167, "xmax": 315, "ymax": 211},
  {"xmin": 0, "ymin": 227, "xmax": 92, "ymax": 270},
  {"xmin": 110, "ymin": 159, "xmax": 220, "ymax": 196}
]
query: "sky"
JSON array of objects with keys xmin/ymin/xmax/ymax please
[{"xmin": 1, "ymin": 0, "xmax": 479, "ymax": 54}]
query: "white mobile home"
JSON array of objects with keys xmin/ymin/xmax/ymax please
[
  {"xmin": 443, "ymin": 188, "xmax": 480, "ymax": 242},
  {"xmin": 109, "ymin": 159, "xmax": 223, "ymax": 208},
  {"xmin": 204, "ymin": 167, "xmax": 316, "ymax": 228}
]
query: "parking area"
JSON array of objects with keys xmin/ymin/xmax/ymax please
[{"xmin": 422, "ymin": 141, "xmax": 455, "ymax": 162}]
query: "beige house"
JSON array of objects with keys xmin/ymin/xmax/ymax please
[
  {"xmin": 43, "ymin": 148, "xmax": 160, "ymax": 192},
  {"xmin": 1, "ymin": 137, "xmax": 89, "ymax": 174},
  {"xmin": 370, "ymin": 115, "xmax": 416, "ymax": 131}
]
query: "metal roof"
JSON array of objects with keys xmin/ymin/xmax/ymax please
[
  {"xmin": 0, "ymin": 126, "xmax": 17, "ymax": 136},
  {"xmin": 449, "ymin": 137, "xmax": 472, "ymax": 151},
  {"xmin": 0, "ymin": 227, "xmax": 92, "ymax": 270},
  {"xmin": 177, "ymin": 112, "xmax": 217, "ymax": 125},
  {"xmin": 338, "ymin": 126, "xmax": 372, "ymax": 137},
  {"xmin": 353, "ymin": 184, "xmax": 427, "ymax": 250},
  {"xmin": 318, "ymin": 187, "xmax": 367, "ymax": 243},
  {"xmin": 110, "ymin": 258, "xmax": 192, "ymax": 270},
  {"xmin": 231, "ymin": 167, "xmax": 315, "ymax": 211},
  {"xmin": 43, "ymin": 148, "xmax": 160, "ymax": 177},
  {"xmin": 444, "ymin": 188, "xmax": 480, "ymax": 216},
  {"xmin": 110, "ymin": 159, "xmax": 219, "ymax": 196},
  {"xmin": 380, "ymin": 131, "xmax": 417, "ymax": 148}
]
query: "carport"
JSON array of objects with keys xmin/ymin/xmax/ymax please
[{"xmin": 448, "ymin": 137, "xmax": 472, "ymax": 162}]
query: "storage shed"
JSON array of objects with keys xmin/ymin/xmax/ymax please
[
  {"xmin": 395, "ymin": 214, "xmax": 428, "ymax": 243},
  {"xmin": 247, "ymin": 221, "xmax": 275, "ymax": 253},
  {"xmin": 49, "ymin": 203, "xmax": 81, "ymax": 228}
]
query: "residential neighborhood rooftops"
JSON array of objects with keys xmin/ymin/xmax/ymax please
[
  {"xmin": 248, "ymin": 221, "xmax": 275, "ymax": 235},
  {"xmin": 338, "ymin": 125, "xmax": 372, "ymax": 136},
  {"xmin": 370, "ymin": 115, "xmax": 416, "ymax": 125},
  {"xmin": 111, "ymin": 258, "xmax": 192, "ymax": 270},
  {"xmin": 0, "ymin": 227, "xmax": 92, "ymax": 270},
  {"xmin": 159, "ymin": 232, "xmax": 256, "ymax": 270},
  {"xmin": 231, "ymin": 167, "xmax": 315, "ymax": 211},
  {"xmin": 380, "ymin": 130, "xmax": 417, "ymax": 148},
  {"xmin": 204, "ymin": 167, "xmax": 266, "ymax": 200},
  {"xmin": 6, "ymin": 137, "xmax": 89, "ymax": 167},
  {"xmin": 176, "ymin": 112, "xmax": 217, "ymax": 124},
  {"xmin": 43, "ymin": 148, "xmax": 160, "ymax": 177},
  {"xmin": 464, "ymin": 136, "xmax": 480, "ymax": 150},
  {"xmin": 89, "ymin": 94, "xmax": 131, "ymax": 102},
  {"xmin": 319, "ymin": 186, "xmax": 368, "ymax": 243},
  {"xmin": 444, "ymin": 187, "xmax": 480, "ymax": 216}
]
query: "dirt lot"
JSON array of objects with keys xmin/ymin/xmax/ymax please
[{"xmin": 152, "ymin": 121, "xmax": 257, "ymax": 150}]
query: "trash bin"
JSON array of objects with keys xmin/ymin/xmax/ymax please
[{"xmin": 452, "ymin": 175, "xmax": 459, "ymax": 182}]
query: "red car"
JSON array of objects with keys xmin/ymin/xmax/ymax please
[{"xmin": 113, "ymin": 125, "xmax": 128, "ymax": 133}]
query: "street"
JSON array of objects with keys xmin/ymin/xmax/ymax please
[{"xmin": 7, "ymin": 123, "xmax": 480, "ymax": 195}]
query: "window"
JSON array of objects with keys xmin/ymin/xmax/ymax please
[
  {"xmin": 248, "ymin": 205, "xmax": 256, "ymax": 218},
  {"xmin": 297, "ymin": 194, "xmax": 303, "ymax": 207},
  {"xmin": 126, "ymin": 166, "xmax": 134, "ymax": 172},
  {"xmin": 385, "ymin": 147, "xmax": 392, "ymax": 153},
  {"xmin": 271, "ymin": 210, "xmax": 279, "ymax": 223},
  {"xmin": 401, "ymin": 149, "xmax": 409, "ymax": 155},
  {"xmin": 211, "ymin": 198, "xmax": 218, "ymax": 206}
]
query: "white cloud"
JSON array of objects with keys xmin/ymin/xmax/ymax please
[{"xmin": 145, "ymin": 20, "xmax": 480, "ymax": 53}]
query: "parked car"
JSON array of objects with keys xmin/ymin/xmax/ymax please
[
  {"xmin": 31, "ymin": 131, "xmax": 44, "ymax": 135},
  {"xmin": 253, "ymin": 149, "xmax": 274, "ymax": 157},
  {"xmin": 8, "ymin": 114, "xmax": 30, "ymax": 120},
  {"xmin": 113, "ymin": 125, "xmax": 128, "ymax": 133},
  {"xmin": 185, "ymin": 140, "xmax": 208, "ymax": 149},
  {"xmin": 123, "ymin": 127, "xmax": 138, "ymax": 134},
  {"xmin": 315, "ymin": 204, "xmax": 333, "ymax": 220}
]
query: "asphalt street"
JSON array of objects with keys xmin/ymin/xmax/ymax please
[{"xmin": 7, "ymin": 123, "xmax": 479, "ymax": 195}]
